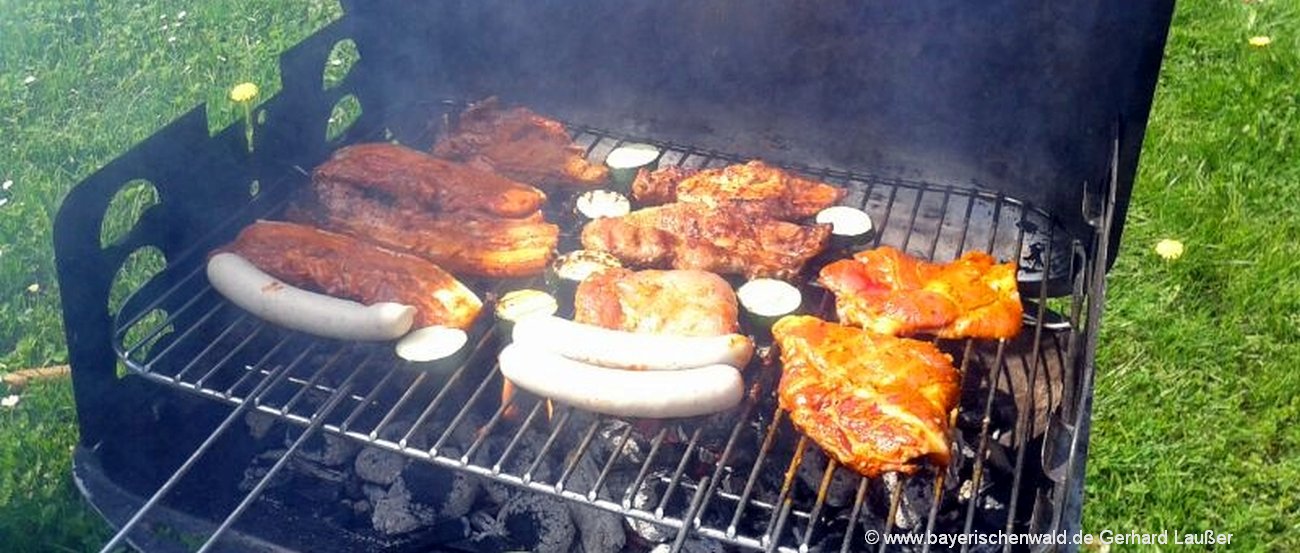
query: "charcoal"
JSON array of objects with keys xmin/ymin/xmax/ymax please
[
  {"xmin": 370, "ymin": 477, "xmax": 439, "ymax": 536},
  {"xmin": 238, "ymin": 448, "xmax": 291, "ymax": 492},
  {"xmin": 354, "ymin": 446, "xmax": 408, "ymax": 486},
  {"xmin": 649, "ymin": 538, "xmax": 728, "ymax": 553},
  {"xmin": 626, "ymin": 472, "xmax": 675, "ymax": 543},
  {"xmin": 296, "ymin": 432, "xmax": 360, "ymax": 467},
  {"xmin": 880, "ymin": 472, "xmax": 934, "ymax": 531},
  {"xmin": 402, "ymin": 452, "xmax": 480, "ymax": 519},
  {"xmin": 563, "ymin": 447, "xmax": 626, "ymax": 553},
  {"xmin": 472, "ymin": 429, "xmax": 555, "ymax": 505},
  {"xmin": 797, "ymin": 448, "xmax": 859, "ymax": 508},
  {"xmin": 244, "ymin": 410, "xmax": 276, "ymax": 441},
  {"xmin": 593, "ymin": 420, "xmax": 645, "ymax": 464},
  {"xmin": 497, "ymin": 492, "xmax": 575, "ymax": 553}
]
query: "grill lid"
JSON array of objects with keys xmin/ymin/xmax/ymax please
[{"xmin": 346, "ymin": 0, "xmax": 1174, "ymax": 268}]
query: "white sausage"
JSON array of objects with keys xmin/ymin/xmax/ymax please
[
  {"xmin": 511, "ymin": 315, "xmax": 753, "ymax": 370},
  {"xmin": 207, "ymin": 252, "xmax": 415, "ymax": 341},
  {"xmin": 498, "ymin": 344, "xmax": 744, "ymax": 418}
]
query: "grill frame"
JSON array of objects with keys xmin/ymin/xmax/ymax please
[
  {"xmin": 53, "ymin": 2, "xmax": 1167, "ymax": 550},
  {"xmin": 94, "ymin": 125, "xmax": 1098, "ymax": 552}
]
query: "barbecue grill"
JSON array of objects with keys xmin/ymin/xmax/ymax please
[{"xmin": 55, "ymin": 2, "xmax": 1175, "ymax": 551}]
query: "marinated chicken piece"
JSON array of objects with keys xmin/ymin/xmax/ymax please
[
  {"xmin": 819, "ymin": 246, "xmax": 1023, "ymax": 339},
  {"xmin": 580, "ymin": 203, "xmax": 831, "ymax": 280},
  {"xmin": 773, "ymin": 315, "xmax": 960, "ymax": 477},
  {"xmin": 301, "ymin": 183, "xmax": 558, "ymax": 278},
  {"xmin": 432, "ymin": 98, "xmax": 608, "ymax": 188},
  {"xmin": 314, "ymin": 142, "xmax": 546, "ymax": 219},
  {"xmin": 632, "ymin": 161, "xmax": 845, "ymax": 220},
  {"xmin": 574, "ymin": 268, "xmax": 739, "ymax": 337},
  {"xmin": 221, "ymin": 221, "xmax": 482, "ymax": 329}
]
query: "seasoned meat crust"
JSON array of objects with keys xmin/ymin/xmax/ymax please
[
  {"xmin": 773, "ymin": 315, "xmax": 960, "ymax": 477},
  {"xmin": 819, "ymin": 246, "xmax": 1023, "ymax": 339},
  {"xmin": 574, "ymin": 268, "xmax": 739, "ymax": 337},
  {"xmin": 432, "ymin": 97, "xmax": 608, "ymax": 188},
  {"xmin": 298, "ymin": 183, "xmax": 558, "ymax": 278},
  {"xmin": 632, "ymin": 160, "xmax": 844, "ymax": 221},
  {"xmin": 313, "ymin": 142, "xmax": 546, "ymax": 219},
  {"xmin": 221, "ymin": 220, "xmax": 482, "ymax": 329},
  {"xmin": 580, "ymin": 203, "xmax": 831, "ymax": 280}
]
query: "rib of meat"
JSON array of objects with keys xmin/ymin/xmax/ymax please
[
  {"xmin": 574, "ymin": 268, "xmax": 739, "ymax": 337},
  {"xmin": 773, "ymin": 315, "xmax": 959, "ymax": 477},
  {"xmin": 819, "ymin": 246, "xmax": 1023, "ymax": 339},
  {"xmin": 632, "ymin": 161, "xmax": 845, "ymax": 220},
  {"xmin": 580, "ymin": 203, "xmax": 831, "ymax": 280},
  {"xmin": 314, "ymin": 142, "xmax": 546, "ymax": 219},
  {"xmin": 222, "ymin": 220, "xmax": 482, "ymax": 329},
  {"xmin": 432, "ymin": 98, "xmax": 609, "ymax": 188},
  {"xmin": 295, "ymin": 187, "xmax": 559, "ymax": 278}
]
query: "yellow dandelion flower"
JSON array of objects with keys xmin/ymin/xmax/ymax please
[
  {"xmin": 230, "ymin": 82, "xmax": 259, "ymax": 103},
  {"xmin": 1248, "ymin": 36, "xmax": 1272, "ymax": 47},
  {"xmin": 1155, "ymin": 239, "xmax": 1184, "ymax": 260}
]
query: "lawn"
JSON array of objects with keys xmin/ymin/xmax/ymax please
[{"xmin": 0, "ymin": 0, "xmax": 1296, "ymax": 552}]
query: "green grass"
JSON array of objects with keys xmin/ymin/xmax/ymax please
[
  {"xmin": 0, "ymin": 0, "xmax": 1297, "ymax": 551},
  {"xmin": 1084, "ymin": 1, "xmax": 1300, "ymax": 551},
  {"xmin": 0, "ymin": 1, "xmax": 340, "ymax": 551}
]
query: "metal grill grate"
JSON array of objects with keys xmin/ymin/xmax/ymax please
[{"xmin": 105, "ymin": 127, "xmax": 1090, "ymax": 552}]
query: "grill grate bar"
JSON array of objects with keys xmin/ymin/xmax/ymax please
[
  {"xmin": 523, "ymin": 407, "xmax": 573, "ymax": 483},
  {"xmin": 761, "ymin": 437, "xmax": 807, "ymax": 550},
  {"xmin": 1004, "ymin": 229, "xmax": 1056, "ymax": 546},
  {"xmin": 430, "ymin": 359, "xmax": 507, "ymax": 455},
  {"xmin": 121, "ymin": 285, "xmax": 214, "ymax": 359},
  {"xmin": 271, "ymin": 342, "xmax": 339, "ymax": 415},
  {"xmin": 402, "ymin": 327, "xmax": 499, "ymax": 448},
  {"xmin": 166, "ymin": 312, "xmax": 250, "ymax": 383},
  {"xmin": 222, "ymin": 335, "xmax": 300, "ymax": 399},
  {"xmin": 196, "ymin": 380, "xmax": 355, "ymax": 553},
  {"xmin": 695, "ymin": 390, "xmax": 763, "ymax": 525},
  {"xmin": 960, "ymin": 338, "xmax": 1011, "ymax": 549},
  {"xmin": 879, "ymin": 475, "xmax": 908, "ymax": 553},
  {"xmin": 670, "ymin": 475, "xmax": 714, "ymax": 553},
  {"xmin": 140, "ymin": 297, "xmax": 227, "ymax": 371},
  {"xmin": 114, "ymin": 259, "xmax": 210, "ymax": 339},
  {"xmin": 590, "ymin": 423, "xmax": 634, "ymax": 500},
  {"xmin": 191, "ymin": 322, "xmax": 267, "ymax": 388},
  {"xmin": 493, "ymin": 399, "xmax": 545, "ymax": 473},
  {"xmin": 728, "ymin": 407, "xmax": 785, "ymax": 537},
  {"xmin": 460, "ymin": 388, "xmax": 517, "ymax": 465},
  {"xmin": 367, "ymin": 371, "xmax": 430, "ymax": 440},
  {"xmin": 920, "ymin": 472, "xmax": 948, "ymax": 553},
  {"xmin": 658, "ymin": 426, "xmax": 705, "ymax": 518},
  {"xmin": 337, "ymin": 355, "xmax": 401, "ymax": 433},
  {"xmin": 555, "ymin": 418, "xmax": 603, "ymax": 493},
  {"xmin": 622, "ymin": 426, "xmax": 670, "ymax": 508},
  {"xmin": 798, "ymin": 458, "xmax": 838, "ymax": 552}
]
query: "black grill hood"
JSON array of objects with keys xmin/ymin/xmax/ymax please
[{"xmin": 346, "ymin": 0, "xmax": 1175, "ymax": 267}]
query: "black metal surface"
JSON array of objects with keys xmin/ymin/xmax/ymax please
[{"xmin": 343, "ymin": 0, "xmax": 1173, "ymax": 268}]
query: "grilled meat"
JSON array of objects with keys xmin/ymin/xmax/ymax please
[
  {"xmin": 432, "ymin": 98, "xmax": 609, "ymax": 188},
  {"xmin": 772, "ymin": 315, "xmax": 960, "ymax": 477},
  {"xmin": 294, "ymin": 187, "xmax": 558, "ymax": 278},
  {"xmin": 221, "ymin": 221, "xmax": 482, "ymax": 329},
  {"xmin": 632, "ymin": 161, "xmax": 845, "ymax": 220},
  {"xmin": 314, "ymin": 142, "xmax": 546, "ymax": 219},
  {"xmin": 574, "ymin": 268, "xmax": 740, "ymax": 337},
  {"xmin": 819, "ymin": 246, "xmax": 1023, "ymax": 339},
  {"xmin": 580, "ymin": 203, "xmax": 831, "ymax": 280}
]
